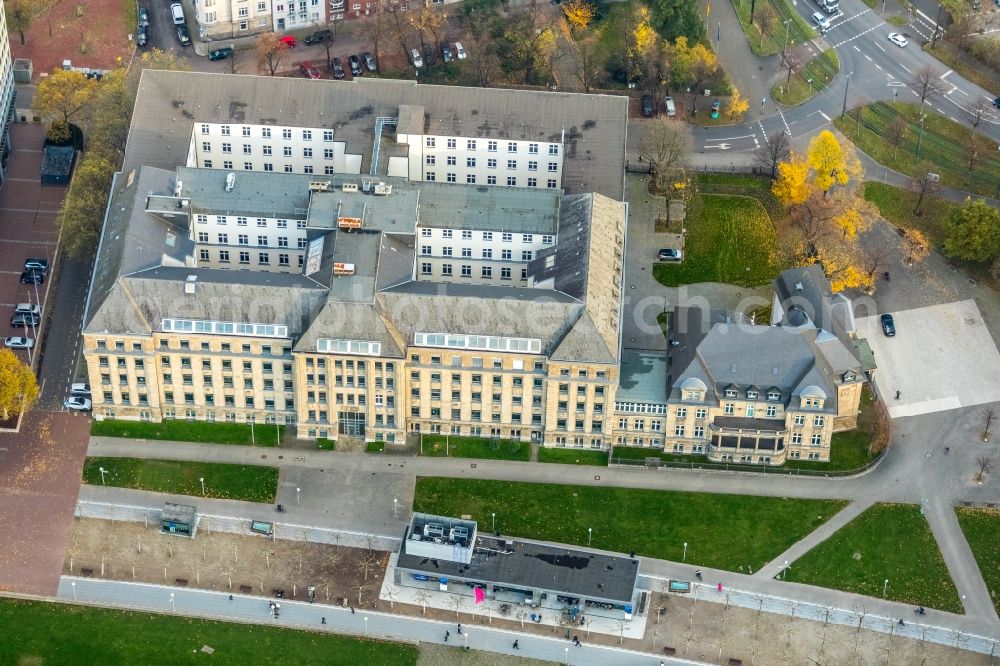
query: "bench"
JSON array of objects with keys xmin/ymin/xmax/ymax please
[
  {"xmin": 240, "ymin": 585, "xmax": 252, "ymax": 594},
  {"xmin": 175, "ymin": 579, "xmax": 188, "ymax": 587},
  {"xmin": 662, "ymin": 647, "xmax": 676, "ymax": 656},
  {"xmin": 80, "ymin": 568, "xmax": 93, "ymax": 577}
]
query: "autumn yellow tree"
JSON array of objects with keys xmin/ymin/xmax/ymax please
[
  {"xmin": 0, "ymin": 349, "xmax": 39, "ymax": 421},
  {"xmin": 667, "ymin": 36, "xmax": 717, "ymax": 90},
  {"xmin": 563, "ymin": 0, "xmax": 598, "ymax": 31},
  {"xmin": 623, "ymin": 5, "xmax": 658, "ymax": 84},
  {"xmin": 772, "ymin": 133, "xmax": 876, "ymax": 291},
  {"xmin": 905, "ymin": 229, "xmax": 930, "ymax": 264},
  {"xmin": 726, "ymin": 87, "xmax": 750, "ymax": 121},
  {"xmin": 33, "ymin": 69, "xmax": 99, "ymax": 128}
]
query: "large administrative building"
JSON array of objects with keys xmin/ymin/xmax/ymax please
[{"xmin": 83, "ymin": 70, "xmax": 861, "ymax": 462}]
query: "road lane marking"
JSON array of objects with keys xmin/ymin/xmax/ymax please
[
  {"xmin": 900, "ymin": 64, "xmax": 911, "ymax": 73},
  {"xmin": 832, "ymin": 22, "xmax": 887, "ymax": 49},
  {"xmin": 819, "ymin": 111, "xmax": 832, "ymax": 121},
  {"xmin": 777, "ymin": 106, "xmax": 793, "ymax": 137},
  {"xmin": 865, "ymin": 54, "xmax": 873, "ymax": 62},
  {"xmin": 875, "ymin": 42, "xmax": 886, "ymax": 52},
  {"xmin": 939, "ymin": 69, "xmax": 953, "ymax": 80},
  {"xmin": 713, "ymin": 134, "xmax": 758, "ymax": 141},
  {"xmin": 854, "ymin": 45, "xmax": 862, "ymax": 52}
]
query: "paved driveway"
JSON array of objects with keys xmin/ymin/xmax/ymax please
[{"xmin": 859, "ymin": 300, "xmax": 1000, "ymax": 419}]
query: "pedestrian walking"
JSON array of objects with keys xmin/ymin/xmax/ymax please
[
  {"xmin": 574, "ymin": 635, "xmax": 581, "ymax": 646},
  {"xmin": 695, "ymin": 570, "xmax": 702, "ymax": 580},
  {"xmin": 895, "ymin": 390, "xmax": 901, "ymax": 400},
  {"xmin": 228, "ymin": 594, "xmax": 233, "ymax": 601},
  {"xmin": 513, "ymin": 640, "xmax": 519, "ymax": 650},
  {"xmin": 457, "ymin": 623, "xmax": 462, "ymax": 634},
  {"xmin": 350, "ymin": 606, "xmax": 355, "ymax": 614},
  {"xmin": 717, "ymin": 582, "xmax": 723, "ymax": 592},
  {"xmin": 321, "ymin": 617, "xmax": 327, "ymax": 625},
  {"xmin": 444, "ymin": 631, "xmax": 450, "ymax": 642}
]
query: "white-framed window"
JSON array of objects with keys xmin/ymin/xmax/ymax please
[
  {"xmin": 814, "ymin": 416, "xmax": 825, "ymax": 427},
  {"xmin": 262, "ymin": 127, "xmax": 272, "ymax": 138},
  {"xmin": 724, "ymin": 403, "xmax": 735, "ymax": 415},
  {"xmin": 791, "ymin": 433, "xmax": 802, "ymax": 444},
  {"xmin": 674, "ymin": 425, "xmax": 685, "ymax": 436},
  {"xmin": 529, "ymin": 143, "xmax": 539, "ymax": 154},
  {"xmin": 507, "ymin": 142, "xmax": 517, "ymax": 153},
  {"xmin": 507, "ymin": 159, "xmax": 517, "ymax": 170},
  {"xmin": 547, "ymin": 179, "xmax": 557, "ymax": 188},
  {"xmin": 467, "ymin": 140, "xmax": 476, "ymax": 150},
  {"xmin": 426, "ymin": 137, "xmax": 436, "ymax": 148},
  {"xmin": 548, "ymin": 162, "xmax": 558, "ymax": 172},
  {"xmin": 794, "ymin": 414, "xmax": 805, "ymax": 425},
  {"xmin": 487, "ymin": 140, "xmax": 497, "ymax": 152},
  {"xmin": 811, "ymin": 433, "xmax": 823, "ymax": 445},
  {"xmin": 488, "ymin": 175, "xmax": 497, "ymax": 185},
  {"xmin": 447, "ymin": 138, "xmax": 456, "ymax": 149},
  {"xmin": 527, "ymin": 178, "xmax": 537, "ymax": 187},
  {"xmin": 548, "ymin": 145, "xmax": 559, "ymax": 155},
  {"xmin": 507, "ymin": 176, "xmax": 516, "ymax": 186}
]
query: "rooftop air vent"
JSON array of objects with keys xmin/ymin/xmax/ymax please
[
  {"xmin": 184, "ymin": 275, "xmax": 197, "ymax": 294},
  {"xmin": 225, "ymin": 172, "xmax": 236, "ymax": 192}
]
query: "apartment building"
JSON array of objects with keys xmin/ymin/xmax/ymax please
[
  {"xmin": 653, "ymin": 266, "xmax": 868, "ymax": 465},
  {"xmin": 192, "ymin": 0, "xmax": 326, "ymax": 40},
  {"xmin": 0, "ymin": 0, "xmax": 15, "ymax": 184}
]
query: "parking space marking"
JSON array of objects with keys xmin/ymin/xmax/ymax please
[{"xmin": 900, "ymin": 64, "xmax": 911, "ymax": 73}]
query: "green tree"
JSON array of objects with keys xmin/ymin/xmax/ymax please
[
  {"xmin": 33, "ymin": 69, "xmax": 99, "ymax": 128},
  {"xmin": 58, "ymin": 154, "xmax": 117, "ymax": 256},
  {"xmin": 647, "ymin": 0, "xmax": 704, "ymax": 43},
  {"xmin": 0, "ymin": 349, "xmax": 39, "ymax": 421},
  {"xmin": 494, "ymin": 9, "xmax": 556, "ymax": 85},
  {"xmin": 943, "ymin": 199, "xmax": 1000, "ymax": 263}
]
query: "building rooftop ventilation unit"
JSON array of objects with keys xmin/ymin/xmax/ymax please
[{"xmin": 225, "ymin": 172, "xmax": 236, "ymax": 192}]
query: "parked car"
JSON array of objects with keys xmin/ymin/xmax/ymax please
[
  {"xmin": 209, "ymin": 47, "xmax": 234, "ymax": 61},
  {"xmin": 454, "ymin": 42, "xmax": 467, "ymax": 60},
  {"xmin": 170, "ymin": 2, "xmax": 185, "ymax": 24},
  {"xmin": 362, "ymin": 52, "xmax": 378, "ymax": 72},
  {"xmin": 888, "ymin": 32, "xmax": 908, "ymax": 47},
  {"xmin": 332, "ymin": 57, "xmax": 345, "ymax": 79},
  {"xmin": 137, "ymin": 25, "xmax": 148, "ymax": 47},
  {"xmin": 4, "ymin": 336, "xmax": 34, "ymax": 350},
  {"xmin": 71, "ymin": 382, "xmax": 92, "ymax": 396},
  {"xmin": 811, "ymin": 12, "xmax": 831, "ymax": 32},
  {"xmin": 410, "ymin": 49, "xmax": 423, "ymax": 68},
  {"xmin": 993, "ymin": 97, "xmax": 1000, "ymax": 110},
  {"xmin": 299, "ymin": 61, "xmax": 321, "ymax": 79},
  {"xmin": 10, "ymin": 313, "xmax": 40, "ymax": 328},
  {"xmin": 349, "ymin": 54, "xmax": 362, "ymax": 76},
  {"xmin": 14, "ymin": 303, "xmax": 40, "ymax": 316},
  {"xmin": 64, "ymin": 396, "xmax": 92, "ymax": 411},
  {"xmin": 176, "ymin": 24, "xmax": 191, "ymax": 46},
  {"xmin": 880, "ymin": 313, "xmax": 896, "ymax": 337},
  {"xmin": 24, "ymin": 258, "xmax": 49, "ymax": 273},
  {"xmin": 658, "ymin": 248, "xmax": 682, "ymax": 261},
  {"xmin": 279, "ymin": 35, "xmax": 296, "ymax": 49},
  {"xmin": 138, "ymin": 6, "xmax": 150, "ymax": 26},
  {"xmin": 441, "ymin": 44, "xmax": 454, "ymax": 63},
  {"xmin": 20, "ymin": 271, "xmax": 44, "ymax": 285},
  {"xmin": 710, "ymin": 100, "xmax": 721, "ymax": 118},
  {"xmin": 641, "ymin": 95, "xmax": 655, "ymax": 117},
  {"xmin": 304, "ymin": 29, "xmax": 332, "ymax": 45}
]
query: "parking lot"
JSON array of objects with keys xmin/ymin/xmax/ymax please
[
  {"xmin": 0, "ymin": 123, "xmax": 63, "ymax": 368},
  {"xmin": 858, "ymin": 300, "xmax": 1000, "ymax": 419}
]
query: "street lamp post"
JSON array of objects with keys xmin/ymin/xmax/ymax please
[
  {"xmin": 683, "ymin": 542, "xmax": 688, "ymax": 562},
  {"xmin": 783, "ymin": 560, "xmax": 790, "ymax": 579},
  {"xmin": 841, "ymin": 72, "xmax": 852, "ymax": 117},
  {"xmin": 782, "ymin": 19, "xmax": 792, "ymax": 58},
  {"xmin": 364, "ymin": 616, "xmax": 369, "ymax": 635},
  {"xmin": 170, "ymin": 592, "xmax": 175, "ymax": 612},
  {"xmin": 491, "ymin": 512, "xmax": 496, "ymax": 533},
  {"xmin": 393, "ymin": 497, "xmax": 399, "ymax": 519},
  {"xmin": 99, "ymin": 467, "xmax": 107, "ymax": 485},
  {"xmin": 199, "ymin": 477, "xmax": 205, "ymax": 495},
  {"xmin": 296, "ymin": 487, "xmax": 301, "ymax": 506},
  {"xmin": 71, "ymin": 581, "xmax": 77, "ymax": 600},
  {"xmin": 883, "ymin": 578, "xmax": 889, "ymax": 597},
  {"xmin": 565, "ymin": 646, "xmax": 569, "ymax": 665},
  {"xmin": 588, "ymin": 528, "xmax": 592, "ymax": 547}
]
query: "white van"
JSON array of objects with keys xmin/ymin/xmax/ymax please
[
  {"xmin": 664, "ymin": 96, "xmax": 676, "ymax": 117},
  {"xmin": 171, "ymin": 3, "xmax": 185, "ymax": 25},
  {"xmin": 811, "ymin": 12, "xmax": 831, "ymax": 33}
]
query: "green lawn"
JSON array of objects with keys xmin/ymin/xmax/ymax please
[
  {"xmin": 83, "ymin": 457, "xmax": 279, "ymax": 503},
  {"xmin": 413, "ymin": 478, "xmax": 847, "ymax": 571},
  {"xmin": 91, "ymin": 419, "xmax": 282, "ymax": 447},
  {"xmin": 0, "ymin": 598, "xmax": 416, "ymax": 665},
  {"xmin": 863, "ymin": 181, "xmax": 958, "ymax": 247},
  {"xmin": 956, "ymin": 508, "xmax": 1000, "ymax": 615},
  {"xmin": 316, "ymin": 438, "xmax": 336, "ymax": 450},
  {"xmin": 785, "ymin": 503, "xmax": 961, "ymax": 612},
  {"xmin": 420, "ymin": 435, "xmax": 530, "ymax": 461},
  {"xmin": 835, "ymin": 102, "xmax": 1000, "ymax": 198},
  {"xmin": 367, "ymin": 441, "xmax": 385, "ymax": 453},
  {"xmin": 536, "ymin": 447, "xmax": 609, "ymax": 466},
  {"xmin": 731, "ymin": 0, "xmax": 816, "ymax": 56},
  {"xmin": 653, "ymin": 194, "xmax": 780, "ymax": 288},
  {"xmin": 925, "ymin": 44, "xmax": 1000, "ymax": 99},
  {"xmin": 772, "ymin": 49, "xmax": 839, "ymax": 106}
]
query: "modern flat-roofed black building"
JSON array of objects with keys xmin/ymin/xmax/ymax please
[{"xmin": 394, "ymin": 513, "xmax": 639, "ymax": 622}]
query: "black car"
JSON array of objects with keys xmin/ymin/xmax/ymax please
[
  {"xmin": 641, "ymin": 95, "xmax": 654, "ymax": 117},
  {"xmin": 362, "ymin": 52, "xmax": 377, "ymax": 72},
  {"xmin": 24, "ymin": 258, "xmax": 49, "ymax": 273},
  {"xmin": 176, "ymin": 24, "xmax": 191, "ymax": 46},
  {"xmin": 20, "ymin": 271, "xmax": 44, "ymax": 285},
  {"xmin": 209, "ymin": 47, "xmax": 234, "ymax": 61},
  {"xmin": 880, "ymin": 313, "xmax": 896, "ymax": 337},
  {"xmin": 994, "ymin": 97, "xmax": 1000, "ymax": 110},
  {"xmin": 349, "ymin": 54, "xmax": 362, "ymax": 76},
  {"xmin": 10, "ymin": 313, "xmax": 40, "ymax": 328},
  {"xmin": 331, "ymin": 57, "xmax": 345, "ymax": 79},
  {"xmin": 138, "ymin": 7, "xmax": 150, "ymax": 26},
  {"xmin": 441, "ymin": 44, "xmax": 454, "ymax": 63},
  {"xmin": 304, "ymin": 29, "xmax": 332, "ymax": 45},
  {"xmin": 137, "ymin": 25, "xmax": 148, "ymax": 46}
]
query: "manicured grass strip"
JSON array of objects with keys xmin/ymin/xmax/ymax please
[
  {"xmin": 925, "ymin": 44, "xmax": 1000, "ymax": 99},
  {"xmin": 536, "ymin": 447, "xmax": 609, "ymax": 466},
  {"xmin": 0, "ymin": 598, "xmax": 416, "ymax": 665},
  {"xmin": 956, "ymin": 508, "xmax": 1000, "ymax": 616},
  {"xmin": 653, "ymin": 194, "xmax": 781, "ymax": 288},
  {"xmin": 835, "ymin": 101, "xmax": 1000, "ymax": 198},
  {"xmin": 785, "ymin": 503, "xmax": 961, "ymax": 612},
  {"xmin": 316, "ymin": 438, "xmax": 336, "ymax": 450},
  {"xmin": 83, "ymin": 457, "xmax": 279, "ymax": 503},
  {"xmin": 367, "ymin": 441, "xmax": 385, "ymax": 453},
  {"xmin": 731, "ymin": 0, "xmax": 816, "ymax": 56},
  {"xmin": 772, "ymin": 49, "xmax": 839, "ymax": 106},
  {"xmin": 92, "ymin": 419, "xmax": 282, "ymax": 447},
  {"xmin": 863, "ymin": 181, "xmax": 958, "ymax": 246},
  {"xmin": 419, "ymin": 435, "xmax": 530, "ymax": 461},
  {"xmin": 413, "ymin": 478, "xmax": 847, "ymax": 571}
]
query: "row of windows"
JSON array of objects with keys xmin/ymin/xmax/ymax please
[
  {"xmin": 197, "ymin": 232, "xmax": 306, "ymax": 249},
  {"xmin": 424, "ymin": 156, "xmax": 559, "ymax": 172},
  {"xmin": 201, "ymin": 159, "xmax": 336, "ymax": 175},
  {"xmin": 420, "ymin": 263, "xmax": 526, "ymax": 280},
  {"xmin": 425, "ymin": 138, "xmax": 559, "ymax": 156},
  {"xmin": 204, "ymin": 142, "xmax": 336, "ymax": 161},
  {"xmin": 199, "ymin": 249, "xmax": 301, "ymax": 266},
  {"xmin": 424, "ymin": 173, "xmax": 557, "ymax": 188},
  {"xmin": 419, "ymin": 247, "xmax": 533, "ymax": 261},
  {"xmin": 201, "ymin": 125, "xmax": 334, "ymax": 142},
  {"xmin": 195, "ymin": 215, "xmax": 304, "ymax": 229},
  {"xmin": 419, "ymin": 229, "xmax": 554, "ymax": 244}
]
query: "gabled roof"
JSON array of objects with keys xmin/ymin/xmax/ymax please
[{"xmin": 295, "ymin": 300, "xmax": 404, "ymax": 358}]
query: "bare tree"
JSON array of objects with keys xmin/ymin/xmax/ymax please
[
  {"xmin": 572, "ymin": 36, "xmax": 603, "ymax": 94},
  {"xmin": 356, "ymin": 582, "xmax": 370, "ymax": 606},
  {"xmin": 966, "ymin": 98, "xmax": 989, "ymax": 140},
  {"xmin": 447, "ymin": 592, "xmax": 466, "ymax": 619},
  {"xmin": 885, "ymin": 116, "xmax": 908, "ymax": 161},
  {"xmin": 976, "ymin": 455, "xmax": 994, "ymax": 481},
  {"xmin": 360, "ymin": 13, "xmax": 391, "ymax": 67},
  {"xmin": 385, "ymin": 8, "xmax": 414, "ymax": 63},
  {"xmin": 753, "ymin": 131, "xmax": 791, "ymax": 178},
  {"xmin": 255, "ymin": 33, "xmax": 290, "ymax": 76},
  {"xmin": 638, "ymin": 118, "xmax": 692, "ymax": 202},
  {"xmin": 964, "ymin": 134, "xmax": 980, "ymax": 186},
  {"xmin": 911, "ymin": 168, "xmax": 938, "ymax": 216},
  {"xmin": 783, "ymin": 52, "xmax": 801, "ymax": 85},
  {"xmin": 414, "ymin": 588, "xmax": 432, "ymax": 614},
  {"xmin": 909, "ymin": 66, "xmax": 946, "ymax": 111},
  {"xmin": 384, "ymin": 583, "xmax": 401, "ymax": 610},
  {"xmin": 6, "ymin": 0, "xmax": 33, "ymax": 46},
  {"xmin": 862, "ymin": 245, "xmax": 887, "ymax": 289},
  {"xmin": 982, "ymin": 407, "xmax": 995, "ymax": 442}
]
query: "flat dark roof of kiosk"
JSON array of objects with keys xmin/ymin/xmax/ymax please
[{"xmin": 396, "ymin": 529, "xmax": 638, "ymax": 603}]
